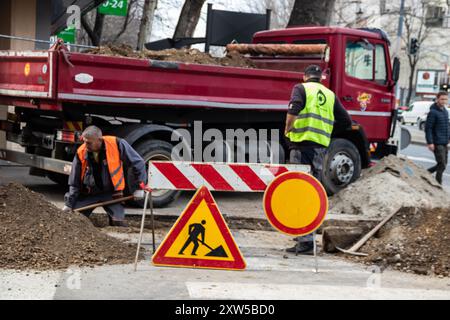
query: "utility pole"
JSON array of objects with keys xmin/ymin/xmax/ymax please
[
  {"xmin": 393, "ymin": 0, "xmax": 406, "ymax": 58},
  {"xmin": 393, "ymin": 0, "xmax": 406, "ymax": 104}
]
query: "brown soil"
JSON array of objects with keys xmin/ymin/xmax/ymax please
[
  {"xmin": 0, "ymin": 183, "xmax": 142, "ymax": 271},
  {"xmin": 84, "ymin": 44, "xmax": 256, "ymax": 68},
  {"xmin": 349, "ymin": 207, "xmax": 450, "ymax": 277}
]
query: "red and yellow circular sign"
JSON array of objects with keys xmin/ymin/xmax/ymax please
[{"xmin": 263, "ymin": 171, "xmax": 328, "ymax": 236}]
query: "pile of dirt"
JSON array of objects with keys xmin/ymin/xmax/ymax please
[
  {"xmin": 353, "ymin": 207, "xmax": 449, "ymax": 277},
  {"xmin": 84, "ymin": 44, "xmax": 256, "ymax": 68},
  {"xmin": 0, "ymin": 183, "xmax": 142, "ymax": 271},
  {"xmin": 329, "ymin": 155, "xmax": 450, "ymax": 220}
]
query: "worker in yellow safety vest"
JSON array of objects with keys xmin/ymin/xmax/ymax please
[{"xmin": 284, "ymin": 64, "xmax": 352, "ymax": 253}]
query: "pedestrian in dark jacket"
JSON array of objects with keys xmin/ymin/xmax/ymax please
[{"xmin": 425, "ymin": 92, "xmax": 450, "ymax": 184}]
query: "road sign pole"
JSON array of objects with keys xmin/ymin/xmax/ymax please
[
  {"xmin": 313, "ymin": 231, "xmax": 319, "ymax": 273},
  {"xmin": 150, "ymin": 190, "xmax": 156, "ymax": 253},
  {"xmin": 134, "ymin": 190, "xmax": 149, "ymax": 272}
]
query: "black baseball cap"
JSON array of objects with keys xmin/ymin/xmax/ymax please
[{"xmin": 304, "ymin": 65, "xmax": 322, "ymax": 79}]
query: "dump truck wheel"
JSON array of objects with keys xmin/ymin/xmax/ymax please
[
  {"xmin": 322, "ymin": 139, "xmax": 361, "ymax": 195},
  {"xmin": 130, "ymin": 139, "xmax": 181, "ymax": 208}
]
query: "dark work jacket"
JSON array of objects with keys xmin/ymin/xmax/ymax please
[
  {"xmin": 64, "ymin": 138, "xmax": 147, "ymax": 208},
  {"xmin": 425, "ymin": 103, "xmax": 450, "ymax": 145}
]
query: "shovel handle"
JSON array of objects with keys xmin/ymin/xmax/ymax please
[
  {"xmin": 198, "ymin": 239, "xmax": 213, "ymax": 251},
  {"xmin": 74, "ymin": 195, "xmax": 135, "ymax": 212}
]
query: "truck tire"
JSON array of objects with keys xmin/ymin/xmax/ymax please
[
  {"xmin": 322, "ymin": 139, "xmax": 361, "ymax": 195},
  {"xmin": 131, "ymin": 139, "xmax": 181, "ymax": 208}
]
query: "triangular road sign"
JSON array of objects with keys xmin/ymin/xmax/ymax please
[{"xmin": 152, "ymin": 186, "xmax": 246, "ymax": 270}]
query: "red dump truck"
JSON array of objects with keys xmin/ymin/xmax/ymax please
[{"xmin": 0, "ymin": 26, "xmax": 400, "ymax": 207}]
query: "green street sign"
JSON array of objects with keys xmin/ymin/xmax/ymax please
[
  {"xmin": 98, "ymin": 0, "xmax": 128, "ymax": 16},
  {"xmin": 57, "ymin": 26, "xmax": 76, "ymax": 44}
]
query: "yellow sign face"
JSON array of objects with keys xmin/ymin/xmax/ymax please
[
  {"xmin": 164, "ymin": 199, "xmax": 234, "ymax": 261},
  {"xmin": 263, "ymin": 172, "xmax": 328, "ymax": 236},
  {"xmin": 152, "ymin": 186, "xmax": 246, "ymax": 270},
  {"xmin": 24, "ymin": 63, "xmax": 31, "ymax": 77}
]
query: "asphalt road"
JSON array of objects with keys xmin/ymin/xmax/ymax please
[
  {"xmin": 400, "ymin": 124, "xmax": 450, "ymax": 190},
  {"xmin": 1, "ymin": 137, "xmax": 449, "ymax": 299}
]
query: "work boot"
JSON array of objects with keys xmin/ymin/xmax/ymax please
[{"xmin": 286, "ymin": 242, "xmax": 314, "ymax": 255}]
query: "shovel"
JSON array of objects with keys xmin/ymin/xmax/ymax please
[
  {"xmin": 198, "ymin": 239, "xmax": 228, "ymax": 258},
  {"xmin": 74, "ymin": 195, "xmax": 135, "ymax": 213},
  {"xmin": 336, "ymin": 209, "xmax": 399, "ymax": 256}
]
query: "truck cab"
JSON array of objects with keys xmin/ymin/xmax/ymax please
[{"xmin": 252, "ymin": 27, "xmax": 397, "ymax": 144}]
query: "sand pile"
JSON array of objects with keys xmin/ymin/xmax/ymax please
[
  {"xmin": 0, "ymin": 183, "xmax": 142, "ymax": 270},
  {"xmin": 353, "ymin": 207, "xmax": 449, "ymax": 277},
  {"xmin": 329, "ymin": 155, "xmax": 450, "ymax": 220},
  {"xmin": 84, "ymin": 44, "xmax": 256, "ymax": 68}
]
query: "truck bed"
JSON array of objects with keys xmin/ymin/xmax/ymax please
[{"xmin": 0, "ymin": 44, "xmax": 314, "ymax": 113}]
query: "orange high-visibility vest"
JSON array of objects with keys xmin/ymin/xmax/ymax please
[{"xmin": 77, "ymin": 136, "xmax": 125, "ymax": 191}]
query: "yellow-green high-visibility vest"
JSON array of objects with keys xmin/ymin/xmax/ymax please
[{"xmin": 286, "ymin": 82, "xmax": 335, "ymax": 147}]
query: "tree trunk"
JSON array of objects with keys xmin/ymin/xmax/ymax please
[
  {"xmin": 137, "ymin": 0, "xmax": 158, "ymax": 50},
  {"xmin": 81, "ymin": 10, "xmax": 105, "ymax": 46},
  {"xmin": 406, "ymin": 61, "xmax": 418, "ymax": 106},
  {"xmin": 287, "ymin": 0, "xmax": 336, "ymax": 27},
  {"xmin": 173, "ymin": 0, "xmax": 206, "ymax": 39}
]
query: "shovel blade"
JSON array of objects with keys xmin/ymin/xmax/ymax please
[
  {"xmin": 205, "ymin": 246, "xmax": 228, "ymax": 258},
  {"xmin": 336, "ymin": 247, "xmax": 368, "ymax": 257}
]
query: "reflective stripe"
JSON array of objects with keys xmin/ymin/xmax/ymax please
[
  {"xmin": 110, "ymin": 164, "xmax": 122, "ymax": 178},
  {"xmin": 114, "ymin": 174, "xmax": 124, "ymax": 190},
  {"xmin": 58, "ymin": 93, "xmax": 287, "ymax": 111},
  {"xmin": 290, "ymin": 127, "xmax": 332, "ymax": 138},
  {"xmin": 296, "ymin": 113, "xmax": 335, "ymax": 126}
]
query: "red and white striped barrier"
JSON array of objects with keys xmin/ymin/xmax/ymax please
[{"xmin": 149, "ymin": 161, "xmax": 310, "ymax": 192}]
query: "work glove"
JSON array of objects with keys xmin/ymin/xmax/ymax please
[
  {"xmin": 133, "ymin": 190, "xmax": 145, "ymax": 200},
  {"xmin": 139, "ymin": 182, "xmax": 152, "ymax": 193},
  {"xmin": 133, "ymin": 182, "xmax": 152, "ymax": 200},
  {"xmin": 62, "ymin": 205, "xmax": 73, "ymax": 213}
]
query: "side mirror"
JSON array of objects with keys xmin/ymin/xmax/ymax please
[{"xmin": 392, "ymin": 57, "xmax": 400, "ymax": 84}]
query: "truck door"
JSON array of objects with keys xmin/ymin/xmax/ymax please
[{"xmin": 341, "ymin": 37, "xmax": 394, "ymax": 141}]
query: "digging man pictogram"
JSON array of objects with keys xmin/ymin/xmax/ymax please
[
  {"xmin": 179, "ymin": 220, "xmax": 206, "ymax": 256},
  {"xmin": 178, "ymin": 219, "xmax": 228, "ymax": 257}
]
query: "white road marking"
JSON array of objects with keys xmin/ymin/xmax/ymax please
[
  {"xmin": 404, "ymin": 155, "xmax": 435, "ymax": 164},
  {"xmin": 186, "ymin": 281, "xmax": 450, "ymax": 300}
]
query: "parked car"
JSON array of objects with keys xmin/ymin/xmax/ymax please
[
  {"xmin": 418, "ymin": 107, "xmax": 450, "ymax": 131},
  {"xmin": 417, "ymin": 112, "xmax": 428, "ymax": 130},
  {"xmin": 397, "ymin": 105, "xmax": 411, "ymax": 123},
  {"xmin": 401, "ymin": 101, "xmax": 433, "ymax": 125}
]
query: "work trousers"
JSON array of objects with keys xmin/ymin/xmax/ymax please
[
  {"xmin": 428, "ymin": 144, "xmax": 448, "ymax": 184},
  {"xmin": 289, "ymin": 147, "xmax": 326, "ymax": 243},
  {"xmin": 73, "ymin": 192, "xmax": 125, "ymax": 221}
]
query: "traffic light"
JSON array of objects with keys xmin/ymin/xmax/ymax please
[
  {"xmin": 409, "ymin": 38, "xmax": 419, "ymax": 55},
  {"xmin": 441, "ymin": 83, "xmax": 449, "ymax": 92}
]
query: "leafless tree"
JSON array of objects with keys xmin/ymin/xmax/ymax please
[
  {"xmin": 403, "ymin": 2, "xmax": 431, "ymax": 105},
  {"xmin": 81, "ymin": 0, "xmax": 140, "ymax": 46},
  {"xmin": 287, "ymin": 0, "xmax": 337, "ymax": 26},
  {"xmin": 250, "ymin": 0, "xmax": 295, "ymax": 29},
  {"xmin": 173, "ymin": 0, "xmax": 206, "ymax": 39},
  {"xmin": 137, "ymin": 0, "xmax": 158, "ymax": 50},
  {"xmin": 81, "ymin": 9, "xmax": 105, "ymax": 46}
]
